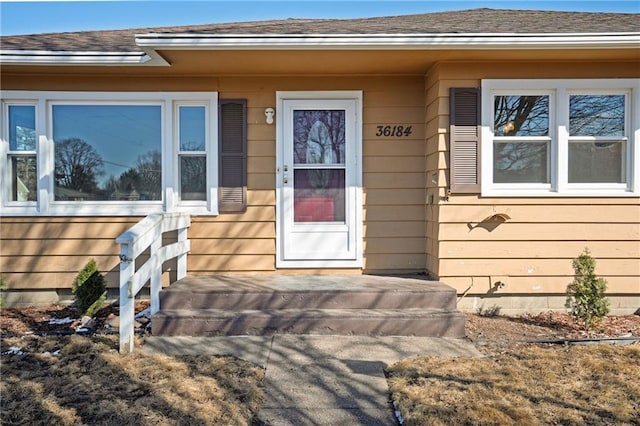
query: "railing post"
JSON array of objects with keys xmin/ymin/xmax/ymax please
[
  {"xmin": 116, "ymin": 213, "xmax": 190, "ymax": 354},
  {"xmin": 119, "ymin": 242, "xmax": 135, "ymax": 354},
  {"xmin": 177, "ymin": 226, "xmax": 188, "ymax": 280},
  {"xmin": 150, "ymin": 235, "xmax": 162, "ymax": 316}
]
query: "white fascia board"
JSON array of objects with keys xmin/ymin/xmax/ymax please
[
  {"xmin": 0, "ymin": 48, "xmax": 169, "ymax": 66},
  {"xmin": 135, "ymin": 32, "xmax": 640, "ymax": 50}
]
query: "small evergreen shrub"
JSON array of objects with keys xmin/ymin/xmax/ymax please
[
  {"xmin": 567, "ymin": 248, "xmax": 609, "ymax": 327},
  {"xmin": 72, "ymin": 259, "xmax": 107, "ymax": 317}
]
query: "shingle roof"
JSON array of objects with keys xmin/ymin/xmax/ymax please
[{"xmin": 1, "ymin": 8, "xmax": 639, "ymax": 53}]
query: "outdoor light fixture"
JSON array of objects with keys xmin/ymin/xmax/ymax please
[{"xmin": 265, "ymin": 107, "xmax": 275, "ymax": 124}]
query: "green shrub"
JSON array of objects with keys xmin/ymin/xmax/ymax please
[
  {"xmin": 567, "ymin": 248, "xmax": 609, "ymax": 327},
  {"xmin": 72, "ymin": 259, "xmax": 107, "ymax": 317}
]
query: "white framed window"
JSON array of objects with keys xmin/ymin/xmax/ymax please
[
  {"xmin": 3, "ymin": 103, "xmax": 38, "ymax": 205},
  {"xmin": 0, "ymin": 91, "xmax": 218, "ymax": 216},
  {"xmin": 481, "ymin": 79, "xmax": 639, "ymax": 196}
]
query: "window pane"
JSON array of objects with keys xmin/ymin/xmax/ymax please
[
  {"xmin": 179, "ymin": 106, "xmax": 206, "ymax": 151},
  {"xmin": 294, "ymin": 169, "xmax": 345, "ymax": 222},
  {"xmin": 568, "ymin": 141, "xmax": 625, "ymax": 183},
  {"xmin": 10, "ymin": 155, "xmax": 37, "ymax": 201},
  {"xmin": 494, "ymin": 96, "xmax": 549, "ymax": 136},
  {"xmin": 180, "ymin": 156, "xmax": 206, "ymax": 201},
  {"xmin": 293, "ymin": 110, "xmax": 345, "ymax": 165},
  {"xmin": 52, "ymin": 105, "xmax": 162, "ymax": 201},
  {"xmin": 570, "ymin": 95, "xmax": 624, "ymax": 137},
  {"xmin": 493, "ymin": 142, "xmax": 549, "ymax": 183},
  {"xmin": 9, "ymin": 105, "xmax": 36, "ymax": 151}
]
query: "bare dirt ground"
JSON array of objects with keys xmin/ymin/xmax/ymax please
[
  {"xmin": 465, "ymin": 311, "xmax": 640, "ymax": 355},
  {"xmin": 0, "ymin": 301, "xmax": 146, "ymax": 336}
]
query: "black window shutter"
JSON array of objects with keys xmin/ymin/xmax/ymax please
[
  {"xmin": 218, "ymin": 99, "xmax": 247, "ymax": 212},
  {"xmin": 449, "ymin": 87, "xmax": 481, "ymax": 194}
]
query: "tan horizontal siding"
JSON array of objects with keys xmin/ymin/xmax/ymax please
[
  {"xmin": 364, "ymin": 189, "xmax": 425, "ymax": 206},
  {"xmin": 443, "ymin": 275, "xmax": 640, "ymax": 295},
  {"xmin": 1, "ymin": 271, "xmax": 120, "ymax": 290},
  {"xmin": 364, "ymin": 173, "xmax": 426, "ymax": 189},
  {"xmin": 439, "ymin": 223, "xmax": 639, "ymax": 241},
  {"xmin": 364, "ymin": 253, "xmax": 426, "ymax": 271},
  {"xmin": 439, "ymin": 203, "xmax": 640, "ymax": 223},
  {"xmin": 364, "ymin": 237, "xmax": 426, "ymax": 254},
  {"xmin": 0, "ymin": 239, "xmax": 119, "ymax": 256},
  {"xmin": 190, "ymin": 238, "xmax": 275, "ymax": 255},
  {"xmin": 247, "ymin": 173, "xmax": 275, "ymax": 190},
  {"xmin": 364, "ymin": 106, "xmax": 425, "ymax": 124},
  {"xmin": 189, "ymin": 221, "xmax": 275, "ymax": 239},
  {"xmin": 439, "ymin": 241, "xmax": 640, "ymax": 259},
  {"xmin": 364, "ymin": 157, "xmax": 425, "ymax": 173},
  {"xmin": 364, "ymin": 221, "xmax": 425, "ymax": 238},
  {"xmin": 363, "ymin": 205, "xmax": 425, "ymax": 221},
  {"xmin": 364, "ymin": 139, "xmax": 425, "ymax": 157},
  {"xmin": 247, "ymin": 139, "xmax": 275, "ymax": 157},
  {"xmin": 1, "ymin": 255, "xmax": 118, "ymax": 274},
  {"xmin": 0, "ymin": 219, "xmax": 136, "ymax": 240},
  {"xmin": 204, "ymin": 206, "xmax": 275, "ymax": 222},
  {"xmin": 439, "ymin": 258, "xmax": 639, "ymax": 277},
  {"xmin": 187, "ymin": 254, "xmax": 275, "ymax": 272}
]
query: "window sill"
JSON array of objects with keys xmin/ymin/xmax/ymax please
[
  {"xmin": 0, "ymin": 202, "xmax": 219, "ymax": 216},
  {"xmin": 481, "ymin": 188, "xmax": 638, "ymax": 197}
]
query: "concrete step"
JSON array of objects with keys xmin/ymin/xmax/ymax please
[
  {"xmin": 159, "ymin": 275, "xmax": 457, "ymax": 311},
  {"xmin": 152, "ymin": 308, "xmax": 466, "ymax": 338}
]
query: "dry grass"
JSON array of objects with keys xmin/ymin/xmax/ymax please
[
  {"xmin": 387, "ymin": 344, "xmax": 640, "ymax": 426},
  {"xmin": 1, "ymin": 335, "xmax": 264, "ymax": 425}
]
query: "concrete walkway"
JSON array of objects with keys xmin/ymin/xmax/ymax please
[{"xmin": 143, "ymin": 335, "xmax": 482, "ymax": 425}]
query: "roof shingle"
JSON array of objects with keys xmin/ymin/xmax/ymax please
[{"xmin": 1, "ymin": 8, "xmax": 639, "ymax": 53}]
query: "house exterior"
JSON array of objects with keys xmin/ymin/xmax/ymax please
[{"xmin": 1, "ymin": 9, "xmax": 639, "ymax": 313}]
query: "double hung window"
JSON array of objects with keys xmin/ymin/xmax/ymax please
[
  {"xmin": 482, "ymin": 79, "xmax": 638, "ymax": 196},
  {"xmin": 6, "ymin": 104, "xmax": 37, "ymax": 203}
]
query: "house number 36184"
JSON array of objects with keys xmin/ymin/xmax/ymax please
[{"xmin": 375, "ymin": 125, "xmax": 413, "ymax": 137}]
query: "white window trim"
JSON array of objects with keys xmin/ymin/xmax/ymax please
[
  {"xmin": 173, "ymin": 101, "xmax": 217, "ymax": 214},
  {"xmin": 481, "ymin": 79, "xmax": 639, "ymax": 197},
  {"xmin": 0, "ymin": 90, "xmax": 218, "ymax": 216}
]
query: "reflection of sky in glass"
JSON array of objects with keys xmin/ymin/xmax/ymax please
[
  {"xmin": 570, "ymin": 95, "xmax": 624, "ymax": 137},
  {"xmin": 9, "ymin": 105, "xmax": 36, "ymax": 151},
  {"xmin": 52, "ymin": 105, "xmax": 161, "ymax": 185},
  {"xmin": 494, "ymin": 95, "xmax": 549, "ymax": 137},
  {"xmin": 179, "ymin": 106, "xmax": 206, "ymax": 151}
]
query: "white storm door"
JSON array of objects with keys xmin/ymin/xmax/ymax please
[{"xmin": 276, "ymin": 93, "xmax": 362, "ymax": 267}]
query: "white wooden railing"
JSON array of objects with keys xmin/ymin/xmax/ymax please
[{"xmin": 115, "ymin": 212, "xmax": 191, "ymax": 353}]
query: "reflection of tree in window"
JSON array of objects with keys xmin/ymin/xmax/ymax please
[
  {"xmin": 54, "ymin": 138, "xmax": 104, "ymax": 199},
  {"xmin": 103, "ymin": 150, "xmax": 162, "ymax": 201},
  {"xmin": 293, "ymin": 110, "xmax": 345, "ymax": 165},
  {"xmin": 493, "ymin": 96, "xmax": 549, "ymax": 183},
  {"xmin": 570, "ymin": 95, "xmax": 624, "ymax": 138},
  {"xmin": 52, "ymin": 104, "xmax": 162, "ymax": 201},
  {"xmin": 494, "ymin": 96, "xmax": 549, "ymax": 136},
  {"xmin": 569, "ymin": 95, "xmax": 626, "ymax": 183}
]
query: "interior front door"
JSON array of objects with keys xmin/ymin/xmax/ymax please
[{"xmin": 276, "ymin": 93, "xmax": 362, "ymax": 267}]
